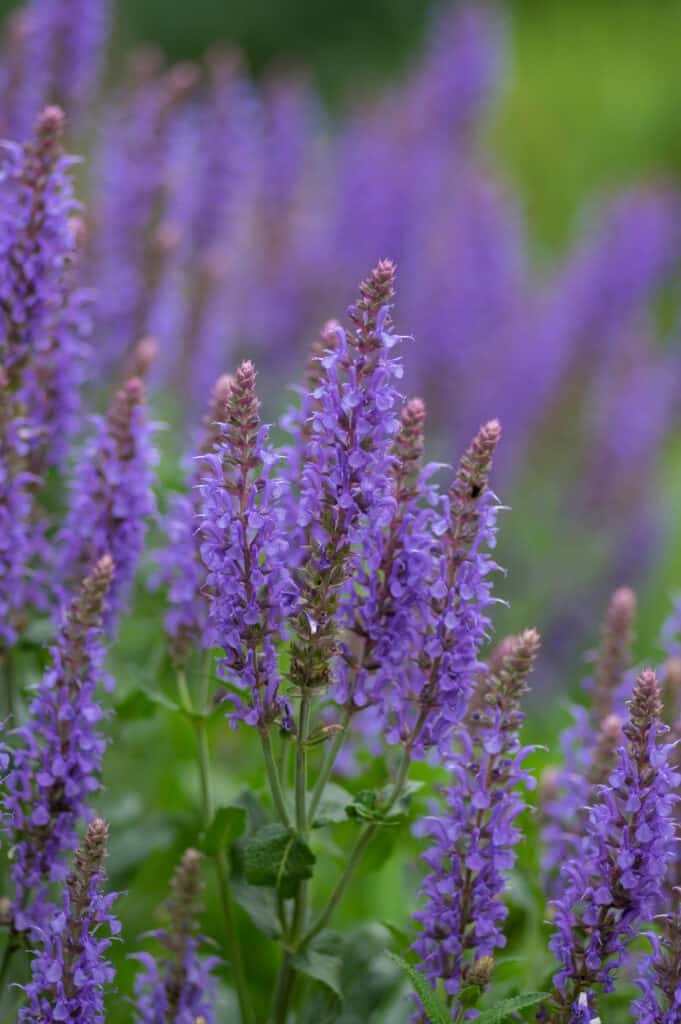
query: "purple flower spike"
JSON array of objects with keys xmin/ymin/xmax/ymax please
[
  {"xmin": 132, "ymin": 848, "xmax": 218, "ymax": 1024},
  {"xmin": 6, "ymin": 557, "xmax": 114, "ymax": 934},
  {"xmin": 412, "ymin": 629, "xmax": 540, "ymax": 1010},
  {"xmin": 288, "ymin": 260, "xmax": 402, "ymax": 698},
  {"xmin": 548, "ymin": 669, "xmax": 679, "ymax": 1023},
  {"xmin": 336, "ymin": 396, "xmax": 436, "ymax": 722},
  {"xmin": 199, "ymin": 361, "xmax": 294, "ymax": 729},
  {"xmin": 403, "ymin": 419, "xmax": 502, "ymax": 760},
  {"xmin": 159, "ymin": 373, "xmax": 233, "ymax": 667},
  {"xmin": 0, "ymin": 105, "xmax": 89, "ymax": 469},
  {"xmin": 633, "ymin": 891, "xmax": 681, "ymax": 1024},
  {"xmin": 541, "ymin": 588, "xmax": 637, "ymax": 892},
  {"xmin": 58, "ymin": 377, "xmax": 157, "ymax": 634},
  {"xmin": 21, "ymin": 816, "xmax": 120, "ymax": 1024}
]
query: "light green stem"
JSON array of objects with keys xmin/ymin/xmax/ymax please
[
  {"xmin": 303, "ymin": 743, "xmax": 413, "ymax": 946},
  {"xmin": 307, "ymin": 708, "xmax": 352, "ymax": 823},
  {"xmin": 177, "ymin": 669, "xmax": 254, "ymax": 1024},
  {"xmin": 260, "ymin": 730, "xmax": 292, "ymax": 828}
]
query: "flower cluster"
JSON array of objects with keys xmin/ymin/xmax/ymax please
[
  {"xmin": 541, "ymin": 587, "xmax": 637, "ymax": 888},
  {"xmin": 20, "ymin": 816, "xmax": 120, "ymax": 1023},
  {"xmin": 132, "ymin": 849, "xmax": 218, "ymax": 1024},
  {"xmin": 548, "ymin": 669, "xmax": 679, "ymax": 1022},
  {"xmin": 159, "ymin": 373, "xmax": 233, "ymax": 668},
  {"xmin": 58, "ymin": 377, "xmax": 157, "ymax": 634},
  {"xmin": 0, "ymin": 104, "xmax": 88, "ymax": 467},
  {"xmin": 5, "ymin": 555, "xmax": 113, "ymax": 934},
  {"xmin": 199, "ymin": 360, "xmax": 294, "ymax": 728},
  {"xmin": 412, "ymin": 629, "xmax": 541, "ymax": 1008}
]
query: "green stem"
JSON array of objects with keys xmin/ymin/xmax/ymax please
[
  {"xmin": 214, "ymin": 849, "xmax": 254, "ymax": 1024},
  {"xmin": 0, "ymin": 935, "xmax": 17, "ymax": 994},
  {"xmin": 260, "ymin": 730, "xmax": 292, "ymax": 828},
  {"xmin": 307, "ymin": 709, "xmax": 352, "ymax": 824},
  {"xmin": 270, "ymin": 952, "xmax": 295, "ymax": 1024},
  {"xmin": 295, "ymin": 697, "xmax": 311, "ymax": 836},
  {"xmin": 303, "ymin": 743, "xmax": 413, "ymax": 946},
  {"xmin": 177, "ymin": 670, "xmax": 254, "ymax": 1024},
  {"xmin": 1, "ymin": 649, "xmax": 14, "ymax": 721}
]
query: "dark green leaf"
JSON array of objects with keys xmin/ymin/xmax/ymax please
[
  {"xmin": 231, "ymin": 880, "xmax": 282, "ymax": 939},
  {"xmin": 475, "ymin": 992, "xmax": 550, "ymax": 1023},
  {"xmin": 386, "ymin": 953, "xmax": 450, "ymax": 1024},
  {"xmin": 292, "ymin": 948, "xmax": 343, "ymax": 998},
  {"xmin": 202, "ymin": 805, "xmax": 247, "ymax": 856},
  {"xmin": 115, "ymin": 686, "xmax": 181, "ymax": 721},
  {"xmin": 310, "ymin": 783, "xmax": 354, "ymax": 827},
  {"xmin": 244, "ymin": 824, "xmax": 315, "ymax": 897},
  {"xmin": 459, "ymin": 985, "xmax": 482, "ymax": 1009}
]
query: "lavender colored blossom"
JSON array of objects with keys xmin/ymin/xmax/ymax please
[
  {"xmin": 335, "ymin": 395, "xmax": 434, "ymax": 716},
  {"xmin": 288, "ymin": 260, "xmax": 402, "ymax": 699},
  {"xmin": 0, "ymin": 369, "xmax": 39, "ymax": 646},
  {"xmin": 199, "ymin": 361, "xmax": 293, "ymax": 728},
  {"xmin": 397, "ymin": 419, "xmax": 502, "ymax": 760},
  {"xmin": 90, "ymin": 57, "xmax": 198, "ymax": 371},
  {"xmin": 412, "ymin": 629, "xmax": 540, "ymax": 1008},
  {"xmin": 58, "ymin": 377, "xmax": 157, "ymax": 634},
  {"xmin": 633, "ymin": 892, "xmax": 681, "ymax": 1024},
  {"xmin": 541, "ymin": 588, "xmax": 637, "ymax": 889},
  {"xmin": 547, "ymin": 669, "xmax": 679, "ymax": 1023},
  {"xmin": 132, "ymin": 849, "xmax": 218, "ymax": 1024},
  {"xmin": 21, "ymin": 816, "xmax": 120, "ymax": 1023},
  {"xmin": 0, "ymin": 105, "xmax": 89, "ymax": 468},
  {"xmin": 5, "ymin": 556, "xmax": 113, "ymax": 934},
  {"xmin": 5, "ymin": 0, "xmax": 110, "ymax": 138},
  {"xmin": 159, "ymin": 373, "xmax": 233, "ymax": 667}
]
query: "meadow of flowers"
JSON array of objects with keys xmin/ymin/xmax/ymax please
[{"xmin": 1, "ymin": 1, "xmax": 681, "ymax": 1022}]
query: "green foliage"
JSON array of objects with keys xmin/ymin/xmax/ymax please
[
  {"xmin": 202, "ymin": 805, "xmax": 247, "ymax": 856},
  {"xmin": 243, "ymin": 823, "xmax": 316, "ymax": 897},
  {"xmin": 474, "ymin": 992, "xmax": 550, "ymax": 1023},
  {"xmin": 386, "ymin": 953, "xmax": 451, "ymax": 1024}
]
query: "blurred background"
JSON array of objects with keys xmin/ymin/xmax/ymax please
[{"xmin": 3, "ymin": 2, "xmax": 681, "ymax": 1016}]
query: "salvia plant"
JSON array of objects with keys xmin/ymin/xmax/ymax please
[{"xmin": 1, "ymin": 2, "xmax": 681, "ymax": 1024}]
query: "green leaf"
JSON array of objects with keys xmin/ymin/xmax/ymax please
[
  {"xmin": 475, "ymin": 992, "xmax": 550, "ymax": 1023},
  {"xmin": 243, "ymin": 824, "xmax": 315, "ymax": 897},
  {"xmin": 231, "ymin": 880, "xmax": 282, "ymax": 939},
  {"xmin": 310, "ymin": 783, "xmax": 354, "ymax": 827},
  {"xmin": 459, "ymin": 985, "xmax": 482, "ymax": 1009},
  {"xmin": 386, "ymin": 953, "xmax": 450, "ymax": 1024},
  {"xmin": 201, "ymin": 806, "xmax": 247, "ymax": 856},
  {"xmin": 114, "ymin": 686, "xmax": 181, "ymax": 721},
  {"xmin": 292, "ymin": 948, "xmax": 343, "ymax": 998},
  {"xmin": 346, "ymin": 781, "xmax": 423, "ymax": 825}
]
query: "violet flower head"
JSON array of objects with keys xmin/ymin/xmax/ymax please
[
  {"xmin": 541, "ymin": 587, "xmax": 637, "ymax": 891},
  {"xmin": 0, "ymin": 105, "xmax": 89, "ymax": 467},
  {"xmin": 336, "ymin": 395, "xmax": 435, "ymax": 718},
  {"xmin": 289, "ymin": 260, "xmax": 402, "ymax": 698},
  {"xmin": 91, "ymin": 57, "xmax": 198, "ymax": 371},
  {"xmin": 160, "ymin": 372, "xmax": 233, "ymax": 668},
  {"xmin": 548, "ymin": 668, "xmax": 679, "ymax": 1023},
  {"xmin": 405, "ymin": 419, "xmax": 502, "ymax": 759},
  {"xmin": 58, "ymin": 377, "xmax": 157, "ymax": 634},
  {"xmin": 21, "ymin": 816, "xmax": 120, "ymax": 1024},
  {"xmin": 9, "ymin": 0, "xmax": 110, "ymax": 137},
  {"xmin": 199, "ymin": 361, "xmax": 293, "ymax": 728},
  {"xmin": 6, "ymin": 556, "xmax": 114, "ymax": 934},
  {"xmin": 0, "ymin": 368, "xmax": 39, "ymax": 647},
  {"xmin": 412, "ymin": 629, "xmax": 540, "ymax": 1009},
  {"xmin": 132, "ymin": 848, "xmax": 218, "ymax": 1024},
  {"xmin": 633, "ymin": 891, "xmax": 681, "ymax": 1024}
]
